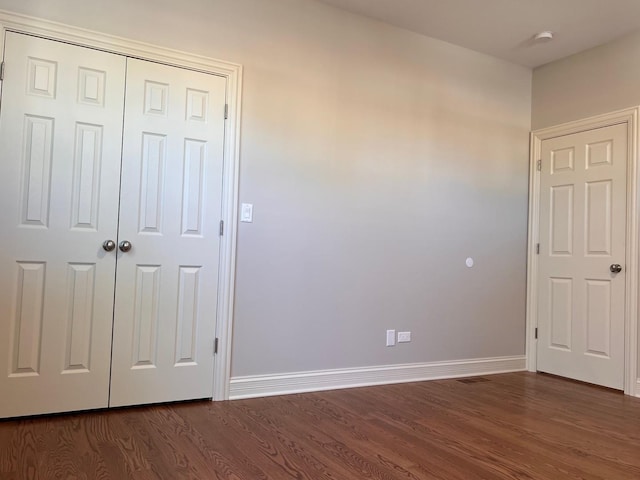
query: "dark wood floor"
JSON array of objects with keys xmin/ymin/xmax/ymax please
[{"xmin": 1, "ymin": 372, "xmax": 640, "ymax": 479}]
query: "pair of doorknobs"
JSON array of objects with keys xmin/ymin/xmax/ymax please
[{"xmin": 102, "ymin": 240, "xmax": 132, "ymax": 253}]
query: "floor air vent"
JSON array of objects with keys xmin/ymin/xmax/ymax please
[{"xmin": 457, "ymin": 377, "xmax": 490, "ymax": 384}]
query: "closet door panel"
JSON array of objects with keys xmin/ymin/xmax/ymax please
[
  {"xmin": 0, "ymin": 33, "xmax": 126, "ymax": 418},
  {"xmin": 110, "ymin": 58, "xmax": 226, "ymax": 407}
]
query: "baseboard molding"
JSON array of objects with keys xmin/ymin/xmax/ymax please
[
  {"xmin": 636, "ymin": 380, "xmax": 640, "ymax": 398},
  {"xmin": 229, "ymin": 355, "xmax": 526, "ymax": 400}
]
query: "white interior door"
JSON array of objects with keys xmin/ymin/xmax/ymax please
[
  {"xmin": 109, "ymin": 59, "xmax": 226, "ymax": 407},
  {"xmin": 537, "ymin": 123, "xmax": 627, "ymax": 389},
  {"xmin": 0, "ymin": 33, "xmax": 126, "ymax": 417}
]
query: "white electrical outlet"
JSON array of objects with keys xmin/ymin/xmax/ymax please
[
  {"xmin": 398, "ymin": 331, "xmax": 411, "ymax": 343},
  {"xmin": 386, "ymin": 329, "xmax": 396, "ymax": 347}
]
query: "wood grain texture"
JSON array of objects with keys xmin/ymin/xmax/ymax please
[{"xmin": 1, "ymin": 372, "xmax": 640, "ymax": 479}]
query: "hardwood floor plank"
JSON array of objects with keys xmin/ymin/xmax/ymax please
[
  {"xmin": 1, "ymin": 372, "xmax": 640, "ymax": 479},
  {"xmin": 13, "ymin": 422, "xmax": 40, "ymax": 480}
]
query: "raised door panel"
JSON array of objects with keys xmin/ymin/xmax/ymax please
[
  {"xmin": 64, "ymin": 263, "xmax": 97, "ymax": 372},
  {"xmin": 0, "ymin": 32, "xmax": 126, "ymax": 418},
  {"xmin": 549, "ymin": 278, "xmax": 572, "ymax": 351},
  {"xmin": 11, "ymin": 262, "xmax": 46, "ymax": 376},
  {"xmin": 131, "ymin": 265, "xmax": 161, "ymax": 368},
  {"xmin": 71, "ymin": 124, "xmax": 104, "ymax": 230},
  {"xmin": 585, "ymin": 181, "xmax": 612, "ymax": 256},
  {"xmin": 585, "ymin": 280, "xmax": 612, "ymax": 358},
  {"xmin": 175, "ymin": 266, "xmax": 201, "ymax": 365},
  {"xmin": 550, "ymin": 185, "xmax": 574, "ymax": 256},
  {"xmin": 21, "ymin": 115, "xmax": 54, "ymax": 227}
]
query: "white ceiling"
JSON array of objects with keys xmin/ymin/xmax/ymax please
[{"xmin": 317, "ymin": 0, "xmax": 640, "ymax": 68}]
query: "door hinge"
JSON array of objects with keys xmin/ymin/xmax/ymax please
[
  {"xmin": 214, "ymin": 337, "xmax": 219, "ymax": 354},
  {"xmin": 224, "ymin": 104, "xmax": 228, "ymax": 120},
  {"xmin": 219, "ymin": 220, "xmax": 224, "ymax": 236},
  {"xmin": 537, "ymin": 159, "xmax": 541, "ymax": 171},
  {"xmin": 536, "ymin": 243, "xmax": 540, "ymax": 255},
  {"xmin": 0, "ymin": 62, "xmax": 5, "ymax": 81},
  {"xmin": 534, "ymin": 328, "xmax": 538, "ymax": 340}
]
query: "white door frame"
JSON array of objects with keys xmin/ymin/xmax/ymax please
[
  {"xmin": 526, "ymin": 107, "xmax": 639, "ymax": 397},
  {"xmin": 0, "ymin": 10, "xmax": 243, "ymax": 401}
]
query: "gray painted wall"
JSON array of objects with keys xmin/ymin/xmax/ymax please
[
  {"xmin": 533, "ymin": 30, "xmax": 640, "ymax": 130},
  {"xmin": 0, "ymin": 0, "xmax": 532, "ymax": 377}
]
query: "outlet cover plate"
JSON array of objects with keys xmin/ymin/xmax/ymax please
[{"xmin": 398, "ymin": 331, "xmax": 411, "ymax": 343}]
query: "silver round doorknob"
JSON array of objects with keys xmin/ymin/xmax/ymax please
[
  {"xmin": 119, "ymin": 240, "xmax": 133, "ymax": 253},
  {"xmin": 102, "ymin": 240, "xmax": 116, "ymax": 252},
  {"xmin": 610, "ymin": 264, "xmax": 622, "ymax": 273}
]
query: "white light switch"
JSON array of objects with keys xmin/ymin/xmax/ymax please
[
  {"xmin": 241, "ymin": 203, "xmax": 253, "ymax": 223},
  {"xmin": 386, "ymin": 329, "xmax": 396, "ymax": 347}
]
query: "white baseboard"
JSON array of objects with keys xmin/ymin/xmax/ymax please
[
  {"xmin": 229, "ymin": 355, "xmax": 526, "ymax": 400},
  {"xmin": 636, "ymin": 380, "xmax": 640, "ymax": 398}
]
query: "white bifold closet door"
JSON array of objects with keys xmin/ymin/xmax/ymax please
[{"xmin": 0, "ymin": 32, "xmax": 226, "ymax": 418}]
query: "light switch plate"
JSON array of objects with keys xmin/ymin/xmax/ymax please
[
  {"xmin": 386, "ymin": 329, "xmax": 396, "ymax": 347},
  {"xmin": 241, "ymin": 203, "xmax": 253, "ymax": 223}
]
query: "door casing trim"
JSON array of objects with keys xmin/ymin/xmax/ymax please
[
  {"xmin": 0, "ymin": 9, "xmax": 243, "ymax": 401},
  {"xmin": 527, "ymin": 107, "xmax": 639, "ymax": 397}
]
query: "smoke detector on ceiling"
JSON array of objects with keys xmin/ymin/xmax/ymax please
[{"xmin": 534, "ymin": 31, "xmax": 554, "ymax": 43}]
